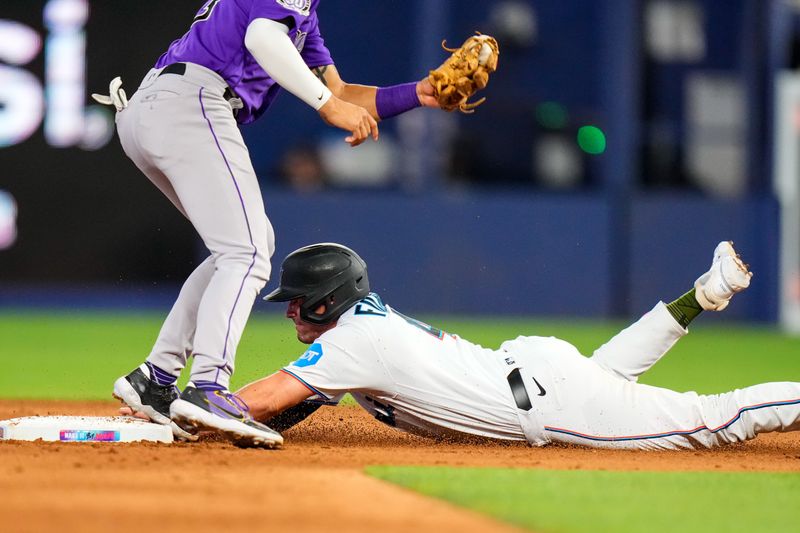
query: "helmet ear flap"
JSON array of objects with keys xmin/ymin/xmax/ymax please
[
  {"xmin": 299, "ymin": 293, "xmax": 335, "ymax": 324},
  {"xmin": 299, "ymin": 271, "xmax": 369, "ymax": 325}
]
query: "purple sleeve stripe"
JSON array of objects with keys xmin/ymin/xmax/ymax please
[{"xmin": 375, "ymin": 82, "xmax": 421, "ymax": 120}]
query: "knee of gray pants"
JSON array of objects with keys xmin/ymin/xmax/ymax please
[
  {"xmin": 213, "ymin": 246, "xmax": 270, "ymax": 286},
  {"xmin": 251, "ymin": 247, "xmax": 271, "ymax": 285},
  {"xmin": 216, "ymin": 215, "xmax": 274, "ymax": 281}
]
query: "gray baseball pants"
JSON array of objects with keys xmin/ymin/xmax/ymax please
[{"xmin": 116, "ymin": 63, "xmax": 275, "ymax": 389}]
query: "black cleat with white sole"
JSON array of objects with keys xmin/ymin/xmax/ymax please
[{"xmin": 113, "ymin": 365, "xmax": 196, "ymax": 441}]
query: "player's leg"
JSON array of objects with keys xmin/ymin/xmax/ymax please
[
  {"xmin": 122, "ymin": 74, "xmax": 273, "ymax": 384},
  {"xmin": 148, "ymin": 94, "xmax": 273, "ymax": 388},
  {"xmin": 590, "ymin": 241, "xmax": 752, "ymax": 381},
  {"xmin": 129, "ymin": 71, "xmax": 280, "ymax": 446},
  {"xmin": 116, "ymin": 123, "xmax": 217, "ymax": 374},
  {"xmin": 111, "ymin": 256, "xmax": 214, "ymax": 430},
  {"xmin": 544, "ymin": 373, "xmax": 800, "ymax": 450},
  {"xmin": 691, "ymin": 383, "xmax": 800, "ymax": 446},
  {"xmin": 145, "ymin": 255, "xmax": 215, "ymax": 375},
  {"xmin": 112, "ymin": 85, "xmax": 209, "ymax": 439},
  {"xmin": 590, "ymin": 302, "xmax": 686, "ymax": 381},
  {"xmin": 530, "ymin": 349, "xmax": 800, "ymax": 450}
]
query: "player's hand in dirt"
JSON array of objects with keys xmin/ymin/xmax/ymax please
[
  {"xmin": 118, "ymin": 406, "xmax": 200, "ymax": 441},
  {"xmin": 118, "ymin": 406, "xmax": 152, "ymax": 421},
  {"xmin": 318, "ymin": 96, "xmax": 379, "ymax": 147}
]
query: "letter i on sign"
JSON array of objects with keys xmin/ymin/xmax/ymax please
[{"xmin": 44, "ymin": 0, "xmax": 89, "ymax": 147}]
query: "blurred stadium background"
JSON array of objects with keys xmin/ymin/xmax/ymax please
[{"xmin": 2, "ymin": 0, "xmax": 800, "ymax": 328}]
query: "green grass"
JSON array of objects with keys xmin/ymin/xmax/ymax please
[
  {"xmin": 0, "ymin": 310, "xmax": 798, "ymax": 398},
  {"xmin": 0, "ymin": 310, "xmax": 305, "ymax": 399},
  {"xmin": 366, "ymin": 467, "xmax": 800, "ymax": 533}
]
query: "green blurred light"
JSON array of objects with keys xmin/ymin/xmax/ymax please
[
  {"xmin": 577, "ymin": 125, "xmax": 606, "ymax": 155},
  {"xmin": 535, "ymin": 101, "xmax": 568, "ymax": 130}
]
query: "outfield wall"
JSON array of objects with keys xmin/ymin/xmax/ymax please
[
  {"xmin": 260, "ymin": 191, "xmax": 778, "ymax": 321},
  {"xmin": 0, "ymin": 192, "xmax": 777, "ymax": 321}
]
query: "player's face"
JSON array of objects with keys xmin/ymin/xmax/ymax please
[{"xmin": 286, "ymin": 298, "xmax": 336, "ymax": 343}]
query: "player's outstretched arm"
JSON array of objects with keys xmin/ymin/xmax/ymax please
[
  {"xmin": 311, "ymin": 65, "xmax": 439, "ymax": 120},
  {"xmin": 314, "ymin": 64, "xmax": 441, "ymax": 124},
  {"xmin": 236, "ymin": 370, "xmax": 313, "ymax": 422}
]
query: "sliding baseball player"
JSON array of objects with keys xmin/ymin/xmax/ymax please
[{"xmin": 233, "ymin": 241, "xmax": 800, "ymax": 450}]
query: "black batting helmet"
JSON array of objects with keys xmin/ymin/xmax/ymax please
[{"xmin": 264, "ymin": 243, "xmax": 369, "ymax": 324}]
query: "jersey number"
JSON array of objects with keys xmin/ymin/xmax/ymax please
[
  {"xmin": 193, "ymin": 0, "xmax": 222, "ymax": 25},
  {"xmin": 354, "ymin": 294, "xmax": 388, "ymax": 317}
]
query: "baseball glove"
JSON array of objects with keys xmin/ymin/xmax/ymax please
[{"xmin": 428, "ymin": 33, "xmax": 500, "ymax": 113}]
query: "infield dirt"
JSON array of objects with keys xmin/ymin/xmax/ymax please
[{"xmin": 1, "ymin": 399, "xmax": 799, "ymax": 533}]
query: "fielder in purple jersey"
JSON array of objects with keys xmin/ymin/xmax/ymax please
[
  {"xmin": 93, "ymin": 0, "xmax": 442, "ymax": 448},
  {"xmin": 156, "ymin": 0, "xmax": 335, "ymax": 124}
]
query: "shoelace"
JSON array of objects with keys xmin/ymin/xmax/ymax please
[{"xmin": 216, "ymin": 390, "xmax": 251, "ymax": 417}]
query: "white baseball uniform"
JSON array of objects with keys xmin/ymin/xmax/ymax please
[{"xmin": 281, "ymin": 293, "xmax": 800, "ymax": 450}]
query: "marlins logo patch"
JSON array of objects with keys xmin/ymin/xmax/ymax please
[
  {"xmin": 277, "ymin": 0, "xmax": 311, "ymax": 16},
  {"xmin": 292, "ymin": 342, "xmax": 324, "ymax": 367}
]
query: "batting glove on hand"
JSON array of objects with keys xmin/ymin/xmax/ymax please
[{"xmin": 91, "ymin": 76, "xmax": 128, "ymax": 111}]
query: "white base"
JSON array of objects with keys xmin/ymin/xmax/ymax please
[{"xmin": 0, "ymin": 416, "xmax": 173, "ymax": 443}]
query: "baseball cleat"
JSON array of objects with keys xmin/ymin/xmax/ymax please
[
  {"xmin": 169, "ymin": 384, "xmax": 283, "ymax": 449},
  {"xmin": 694, "ymin": 241, "xmax": 753, "ymax": 311},
  {"xmin": 113, "ymin": 364, "xmax": 197, "ymax": 441}
]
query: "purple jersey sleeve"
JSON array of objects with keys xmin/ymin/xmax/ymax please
[
  {"xmin": 299, "ymin": 16, "xmax": 333, "ymax": 68},
  {"xmin": 154, "ymin": 0, "xmax": 330, "ymax": 124},
  {"xmin": 249, "ymin": 1, "xmax": 332, "ymax": 67}
]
